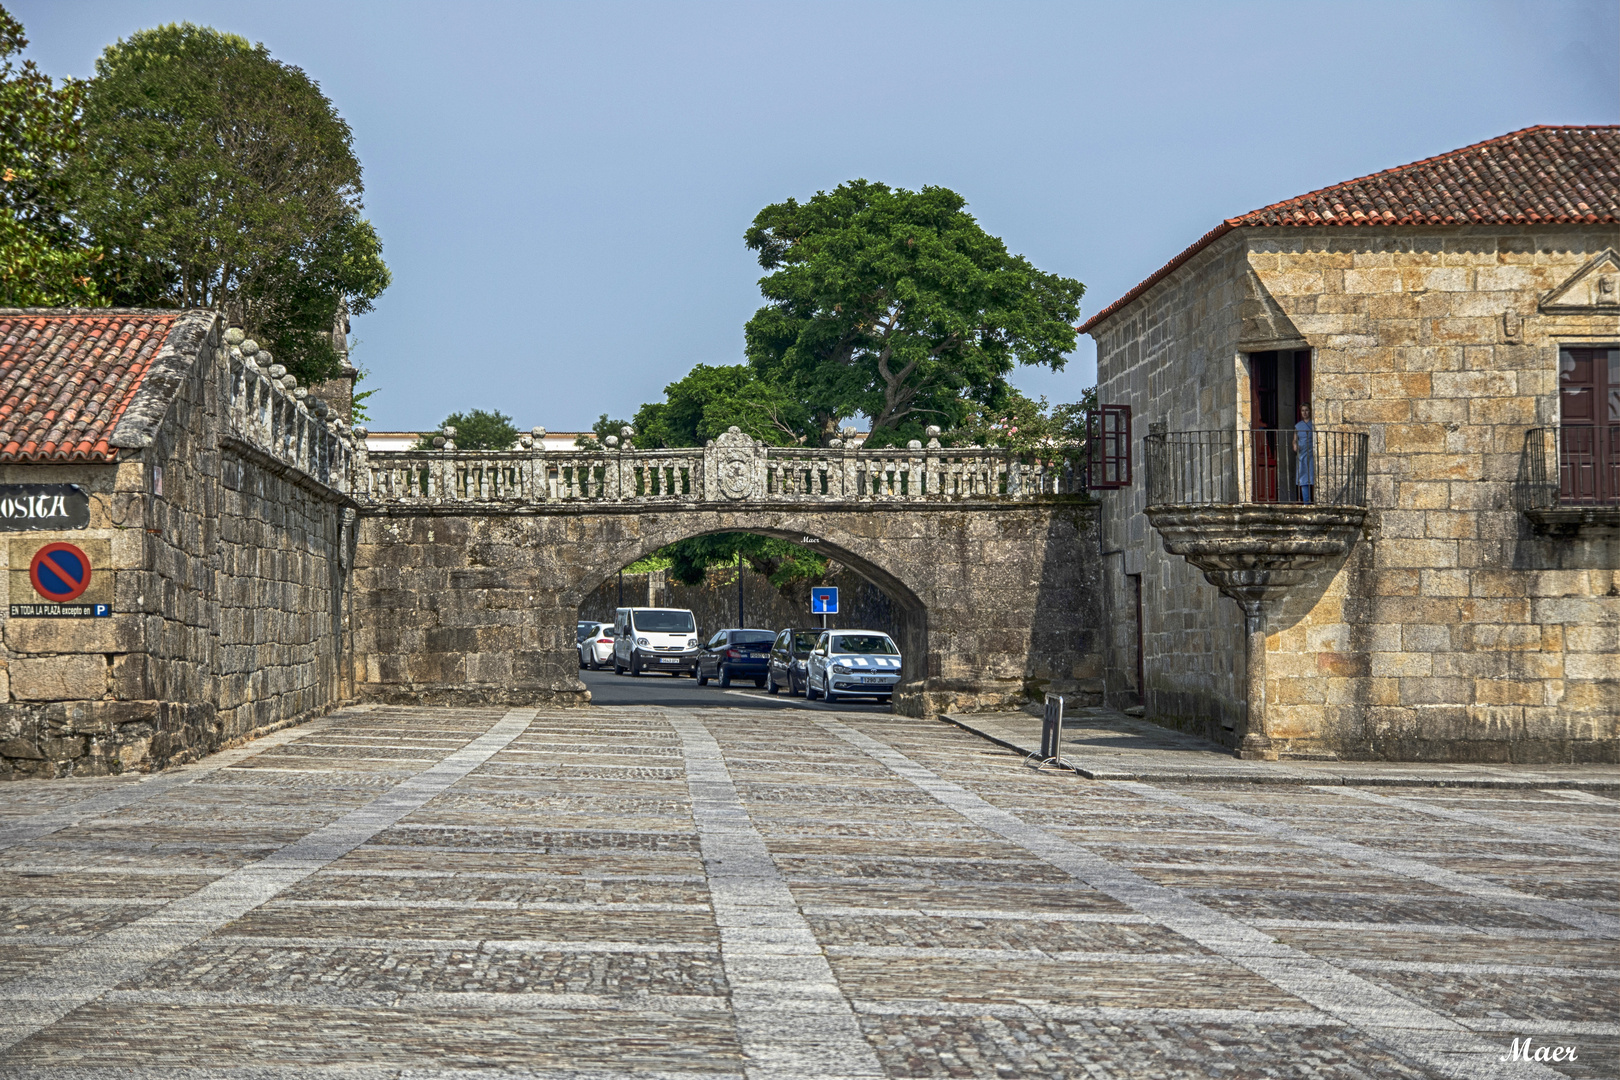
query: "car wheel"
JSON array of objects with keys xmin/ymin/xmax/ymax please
[
  {"xmin": 614, "ymin": 661, "xmax": 624, "ymax": 675},
  {"xmin": 766, "ymin": 670, "xmax": 780, "ymax": 694},
  {"xmin": 696, "ymin": 665, "xmax": 708, "ymax": 686},
  {"xmin": 806, "ymin": 676, "xmax": 820, "ymax": 701},
  {"xmin": 630, "ymin": 656, "xmax": 641, "ymax": 677},
  {"xmin": 791, "ymin": 671, "xmax": 802, "ymax": 696},
  {"xmin": 719, "ymin": 666, "xmax": 732, "ymax": 688}
]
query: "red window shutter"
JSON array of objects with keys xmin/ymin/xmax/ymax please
[{"xmin": 1086, "ymin": 404, "xmax": 1132, "ymax": 489}]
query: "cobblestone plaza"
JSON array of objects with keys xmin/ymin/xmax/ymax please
[{"xmin": 0, "ymin": 705, "xmax": 1615, "ymax": 1078}]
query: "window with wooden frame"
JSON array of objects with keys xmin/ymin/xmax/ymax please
[{"xmin": 1086, "ymin": 404, "xmax": 1132, "ymax": 488}]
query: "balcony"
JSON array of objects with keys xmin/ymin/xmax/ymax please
[
  {"xmin": 1142, "ymin": 429, "xmax": 1369, "ymax": 759},
  {"xmin": 1143, "ymin": 428, "xmax": 1370, "ymax": 600},
  {"xmin": 1515, "ymin": 425, "xmax": 1620, "ymax": 533}
]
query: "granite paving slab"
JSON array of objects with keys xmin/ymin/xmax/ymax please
[{"xmin": 0, "ymin": 703, "xmax": 1612, "ymax": 1078}]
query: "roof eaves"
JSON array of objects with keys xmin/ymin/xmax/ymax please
[{"xmin": 1078, "ymin": 222, "xmax": 1236, "ymax": 334}]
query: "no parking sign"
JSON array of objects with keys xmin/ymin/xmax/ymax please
[
  {"xmin": 30, "ymin": 542, "xmax": 92, "ymax": 602},
  {"xmin": 10, "ymin": 540, "xmax": 110, "ymax": 617}
]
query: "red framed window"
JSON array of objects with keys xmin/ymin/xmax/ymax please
[{"xmin": 1086, "ymin": 404, "xmax": 1132, "ymax": 488}]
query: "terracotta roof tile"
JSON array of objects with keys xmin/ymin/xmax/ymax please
[
  {"xmin": 0, "ymin": 310, "xmax": 182, "ymax": 462},
  {"xmin": 1081, "ymin": 125, "xmax": 1620, "ymax": 333}
]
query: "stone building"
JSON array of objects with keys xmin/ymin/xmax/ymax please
[
  {"xmin": 1083, "ymin": 125, "xmax": 1618, "ymax": 763},
  {"xmin": 0, "ymin": 310, "xmax": 360, "ymax": 778}
]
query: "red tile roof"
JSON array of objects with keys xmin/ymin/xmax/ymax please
[
  {"xmin": 0, "ymin": 310, "xmax": 182, "ymax": 462},
  {"xmin": 1080, "ymin": 125, "xmax": 1620, "ymax": 333}
]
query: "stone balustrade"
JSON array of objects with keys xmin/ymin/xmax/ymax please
[
  {"xmin": 222, "ymin": 330, "xmax": 358, "ymax": 497},
  {"xmin": 356, "ymin": 426, "xmax": 1081, "ymax": 508}
]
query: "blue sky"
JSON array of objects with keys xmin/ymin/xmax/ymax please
[{"xmin": 15, "ymin": 1, "xmax": 1619, "ymax": 432}]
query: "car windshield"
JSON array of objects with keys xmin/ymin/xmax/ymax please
[
  {"xmin": 830, "ymin": 635, "xmax": 898, "ymax": 655},
  {"xmin": 732, "ymin": 631, "xmax": 775, "ymax": 645},
  {"xmin": 598, "ymin": 626, "xmax": 615, "ymax": 637},
  {"xmin": 632, "ymin": 610, "xmax": 695, "ymax": 633},
  {"xmin": 576, "ymin": 624, "xmax": 593, "ymax": 642},
  {"xmin": 792, "ymin": 631, "xmax": 820, "ymax": 651}
]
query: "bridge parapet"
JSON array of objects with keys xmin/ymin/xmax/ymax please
[
  {"xmin": 357, "ymin": 425, "xmax": 1080, "ymax": 508},
  {"xmin": 224, "ymin": 340, "xmax": 357, "ymax": 497}
]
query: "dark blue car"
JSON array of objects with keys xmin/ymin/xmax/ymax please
[{"xmin": 696, "ymin": 628, "xmax": 776, "ymax": 687}]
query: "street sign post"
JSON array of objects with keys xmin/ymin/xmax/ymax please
[{"xmin": 811, "ymin": 586, "xmax": 838, "ymax": 629}]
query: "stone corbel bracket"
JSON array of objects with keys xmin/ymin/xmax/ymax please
[{"xmin": 1144, "ymin": 503, "xmax": 1367, "ymax": 760}]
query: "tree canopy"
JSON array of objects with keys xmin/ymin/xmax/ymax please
[
  {"xmin": 744, "ymin": 180, "xmax": 1084, "ymax": 447},
  {"xmin": 420, "ymin": 409, "xmax": 518, "ymax": 451},
  {"xmin": 631, "ymin": 364, "xmax": 809, "ymax": 449},
  {"xmin": 0, "ymin": 9, "xmax": 101, "ymax": 306},
  {"xmin": 658, "ymin": 532, "xmax": 831, "ymax": 606},
  {"xmin": 75, "ymin": 22, "xmax": 389, "ymax": 383}
]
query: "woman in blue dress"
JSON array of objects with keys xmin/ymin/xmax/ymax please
[{"xmin": 1294, "ymin": 403, "xmax": 1315, "ymax": 503}]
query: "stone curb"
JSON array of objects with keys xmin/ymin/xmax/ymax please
[{"xmin": 939, "ymin": 713, "xmax": 1620, "ymax": 791}]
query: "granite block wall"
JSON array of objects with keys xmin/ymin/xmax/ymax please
[
  {"xmin": 0, "ymin": 314, "xmax": 357, "ymax": 779},
  {"xmin": 1091, "ymin": 225, "xmax": 1620, "ymax": 762},
  {"xmin": 353, "ymin": 502, "xmax": 1104, "ymax": 718}
]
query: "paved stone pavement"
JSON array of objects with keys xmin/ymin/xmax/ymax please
[
  {"xmin": 950, "ymin": 708, "xmax": 1620, "ymax": 789},
  {"xmin": 0, "ymin": 704, "xmax": 1615, "ymax": 1079}
]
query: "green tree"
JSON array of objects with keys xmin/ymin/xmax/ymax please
[
  {"xmin": 631, "ymin": 363, "xmax": 810, "ymax": 449},
  {"xmin": 416, "ymin": 409, "xmax": 517, "ymax": 451},
  {"xmin": 658, "ymin": 532, "xmax": 831, "ymax": 609},
  {"xmin": 76, "ymin": 22, "xmax": 388, "ymax": 383},
  {"xmin": 0, "ymin": 8, "xmax": 102, "ymax": 306},
  {"xmin": 745, "ymin": 180, "xmax": 1084, "ymax": 446},
  {"xmin": 575, "ymin": 412, "xmax": 633, "ymax": 448},
  {"xmin": 948, "ymin": 386, "xmax": 1095, "ymax": 460}
]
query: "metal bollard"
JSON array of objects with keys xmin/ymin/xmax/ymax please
[{"xmin": 1040, "ymin": 694, "xmax": 1065, "ymax": 760}]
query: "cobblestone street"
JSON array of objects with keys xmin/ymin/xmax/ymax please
[{"xmin": 0, "ymin": 705, "xmax": 1615, "ymax": 1079}]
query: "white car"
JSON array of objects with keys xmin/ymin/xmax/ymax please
[
  {"xmin": 805, "ymin": 631, "xmax": 902, "ymax": 704},
  {"xmin": 613, "ymin": 607, "xmax": 700, "ymax": 676},
  {"xmin": 577, "ymin": 621, "xmax": 615, "ymax": 669}
]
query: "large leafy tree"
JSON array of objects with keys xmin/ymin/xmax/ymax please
[
  {"xmin": 745, "ymin": 180, "xmax": 1084, "ymax": 446},
  {"xmin": 0, "ymin": 8, "xmax": 101, "ymax": 306},
  {"xmin": 76, "ymin": 23, "xmax": 388, "ymax": 383},
  {"xmin": 631, "ymin": 364, "xmax": 810, "ymax": 449}
]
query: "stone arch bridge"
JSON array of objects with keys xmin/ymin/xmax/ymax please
[{"xmin": 355, "ymin": 428, "xmax": 1103, "ymax": 716}]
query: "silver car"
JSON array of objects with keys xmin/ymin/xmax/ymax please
[{"xmin": 805, "ymin": 631, "xmax": 902, "ymax": 704}]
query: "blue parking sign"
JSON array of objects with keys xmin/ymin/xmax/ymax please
[{"xmin": 811, "ymin": 586, "xmax": 839, "ymax": 614}]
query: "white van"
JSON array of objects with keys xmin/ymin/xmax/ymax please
[{"xmin": 613, "ymin": 607, "xmax": 699, "ymax": 676}]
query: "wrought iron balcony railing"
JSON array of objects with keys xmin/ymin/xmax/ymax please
[
  {"xmin": 1144, "ymin": 428, "xmax": 1369, "ymax": 508},
  {"xmin": 1515, "ymin": 425, "xmax": 1620, "ymax": 510}
]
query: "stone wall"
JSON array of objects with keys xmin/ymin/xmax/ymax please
[
  {"xmin": 0, "ymin": 313, "xmax": 358, "ymax": 779},
  {"xmin": 1092, "ymin": 225, "xmax": 1620, "ymax": 762},
  {"xmin": 1093, "ymin": 235, "xmax": 1252, "ymax": 738},
  {"xmin": 354, "ymin": 502, "xmax": 1103, "ymax": 717}
]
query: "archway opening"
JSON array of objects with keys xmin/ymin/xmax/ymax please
[{"xmin": 566, "ymin": 526, "xmax": 927, "ymax": 710}]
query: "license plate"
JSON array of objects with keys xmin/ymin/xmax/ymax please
[
  {"xmin": 659, "ymin": 658, "xmax": 680, "ymax": 664},
  {"xmin": 861, "ymin": 676, "xmax": 887, "ymax": 684}
]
